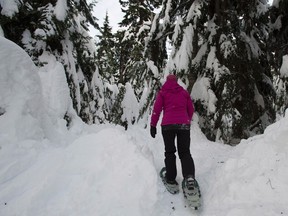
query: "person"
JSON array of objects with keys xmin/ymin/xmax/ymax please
[{"xmin": 150, "ymin": 74, "xmax": 196, "ymax": 194}]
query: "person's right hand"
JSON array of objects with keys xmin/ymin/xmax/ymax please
[{"xmin": 150, "ymin": 126, "xmax": 157, "ymax": 138}]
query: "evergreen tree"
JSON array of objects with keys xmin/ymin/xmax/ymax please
[
  {"xmin": 96, "ymin": 12, "xmax": 117, "ymax": 81},
  {"xmin": 95, "ymin": 12, "xmax": 124, "ymax": 122},
  {"xmin": 109, "ymin": 0, "xmax": 161, "ymax": 127},
  {"xmin": 147, "ymin": 0, "xmax": 276, "ymax": 144},
  {"xmin": 196, "ymin": 0, "xmax": 276, "ymax": 144},
  {"xmin": 114, "ymin": 29, "xmax": 132, "ymax": 84},
  {"xmin": 269, "ymin": 0, "xmax": 288, "ymax": 115}
]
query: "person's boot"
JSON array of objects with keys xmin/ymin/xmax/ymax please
[
  {"xmin": 182, "ymin": 175, "xmax": 201, "ymax": 209},
  {"xmin": 159, "ymin": 167, "xmax": 179, "ymax": 194}
]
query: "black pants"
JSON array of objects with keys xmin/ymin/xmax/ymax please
[{"xmin": 161, "ymin": 127, "xmax": 195, "ymax": 181}]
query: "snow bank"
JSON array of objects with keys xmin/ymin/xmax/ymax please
[
  {"xmin": 0, "ymin": 127, "xmax": 158, "ymax": 216},
  {"xmin": 1, "ymin": 110, "xmax": 288, "ymax": 216},
  {"xmin": 0, "ymin": 36, "xmax": 45, "ymax": 141},
  {"xmin": 204, "ymin": 111, "xmax": 288, "ymax": 215},
  {"xmin": 38, "ymin": 52, "xmax": 77, "ymax": 133},
  {"xmin": 0, "ymin": 36, "xmax": 83, "ymax": 144}
]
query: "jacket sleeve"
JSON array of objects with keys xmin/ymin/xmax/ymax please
[
  {"xmin": 150, "ymin": 91, "xmax": 163, "ymax": 127},
  {"xmin": 187, "ymin": 93, "xmax": 194, "ymax": 121}
]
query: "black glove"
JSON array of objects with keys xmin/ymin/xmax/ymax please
[{"xmin": 150, "ymin": 126, "xmax": 157, "ymax": 138}]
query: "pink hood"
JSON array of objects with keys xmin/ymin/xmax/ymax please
[{"xmin": 151, "ymin": 79, "xmax": 194, "ymax": 127}]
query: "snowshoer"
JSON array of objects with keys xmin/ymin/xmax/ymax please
[{"xmin": 150, "ymin": 74, "xmax": 196, "ymax": 194}]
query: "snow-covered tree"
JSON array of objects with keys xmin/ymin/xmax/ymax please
[
  {"xmin": 145, "ymin": 0, "xmax": 276, "ymax": 144},
  {"xmin": 269, "ymin": 0, "xmax": 288, "ymax": 116},
  {"xmin": 199, "ymin": 0, "xmax": 276, "ymax": 144},
  {"xmin": 96, "ymin": 12, "xmax": 117, "ymax": 81},
  {"xmin": 0, "ymin": 0, "xmax": 105, "ymax": 124},
  {"xmin": 114, "ymin": 29, "xmax": 132, "ymax": 84},
  {"xmin": 111, "ymin": 0, "xmax": 162, "ymax": 127},
  {"xmin": 1, "ymin": 0, "xmax": 286, "ymax": 142}
]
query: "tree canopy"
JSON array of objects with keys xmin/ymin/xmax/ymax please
[{"xmin": 1, "ymin": 0, "xmax": 287, "ymax": 144}]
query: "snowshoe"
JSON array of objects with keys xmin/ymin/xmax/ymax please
[
  {"xmin": 159, "ymin": 167, "xmax": 179, "ymax": 194},
  {"xmin": 182, "ymin": 176, "xmax": 201, "ymax": 210}
]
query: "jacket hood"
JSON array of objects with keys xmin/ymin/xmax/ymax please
[{"xmin": 161, "ymin": 79, "xmax": 183, "ymax": 93}]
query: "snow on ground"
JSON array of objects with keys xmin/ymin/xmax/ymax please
[
  {"xmin": 1, "ymin": 36, "xmax": 288, "ymax": 216},
  {"xmin": 0, "ymin": 126, "xmax": 157, "ymax": 216}
]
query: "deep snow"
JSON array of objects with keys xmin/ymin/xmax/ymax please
[{"xmin": 1, "ymin": 35, "xmax": 288, "ymax": 216}]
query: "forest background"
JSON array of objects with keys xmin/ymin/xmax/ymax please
[{"xmin": 0, "ymin": 0, "xmax": 287, "ymax": 145}]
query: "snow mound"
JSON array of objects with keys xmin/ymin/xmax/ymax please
[
  {"xmin": 0, "ymin": 36, "xmax": 45, "ymax": 141},
  {"xmin": 0, "ymin": 127, "xmax": 158, "ymax": 216},
  {"xmin": 0, "ymin": 36, "xmax": 80, "ymax": 144},
  {"xmin": 204, "ymin": 112, "xmax": 288, "ymax": 215}
]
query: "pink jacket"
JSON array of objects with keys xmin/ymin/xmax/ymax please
[{"xmin": 151, "ymin": 79, "xmax": 194, "ymax": 127}]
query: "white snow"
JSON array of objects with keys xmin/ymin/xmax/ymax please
[
  {"xmin": 1, "ymin": 35, "xmax": 288, "ymax": 216},
  {"xmin": 121, "ymin": 83, "xmax": 139, "ymax": 124},
  {"xmin": 192, "ymin": 77, "xmax": 217, "ymax": 114},
  {"xmin": 0, "ymin": 36, "xmax": 45, "ymax": 141},
  {"xmin": 256, "ymin": 0, "xmax": 268, "ymax": 16},
  {"xmin": 171, "ymin": 17, "xmax": 183, "ymax": 43},
  {"xmin": 146, "ymin": 60, "xmax": 159, "ymax": 77},
  {"xmin": 171, "ymin": 24, "xmax": 194, "ymax": 71},
  {"xmin": 39, "ymin": 52, "xmax": 71, "ymax": 120},
  {"xmin": 271, "ymin": 0, "xmax": 280, "ymax": 7},
  {"xmin": 280, "ymin": 55, "xmax": 288, "ymax": 77},
  {"xmin": 0, "ymin": 0, "xmax": 19, "ymax": 17},
  {"xmin": 219, "ymin": 34, "xmax": 235, "ymax": 59},
  {"xmin": 186, "ymin": 0, "xmax": 202, "ymax": 23},
  {"xmin": 54, "ymin": 0, "xmax": 68, "ymax": 21},
  {"xmin": 163, "ymin": 0, "xmax": 172, "ymax": 28},
  {"xmin": 240, "ymin": 31, "xmax": 262, "ymax": 58},
  {"xmin": 0, "ymin": 26, "xmax": 3, "ymax": 36},
  {"xmin": 271, "ymin": 15, "xmax": 282, "ymax": 31}
]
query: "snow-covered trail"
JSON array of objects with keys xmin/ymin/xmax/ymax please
[
  {"xmin": 1, "ymin": 116, "xmax": 288, "ymax": 216},
  {"xmin": 0, "ymin": 119, "xmax": 232, "ymax": 216},
  {"xmin": 146, "ymin": 121, "xmax": 235, "ymax": 216},
  {"xmin": 130, "ymin": 115, "xmax": 288, "ymax": 216}
]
